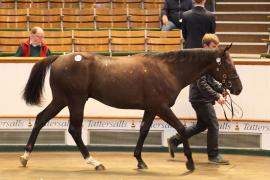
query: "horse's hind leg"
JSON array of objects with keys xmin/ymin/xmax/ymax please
[
  {"xmin": 134, "ymin": 110, "xmax": 155, "ymax": 169},
  {"xmin": 20, "ymin": 99, "xmax": 66, "ymax": 167},
  {"xmin": 67, "ymin": 96, "xmax": 105, "ymax": 171},
  {"xmin": 157, "ymin": 105, "xmax": 195, "ymax": 171}
]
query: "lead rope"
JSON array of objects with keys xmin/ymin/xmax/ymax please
[{"xmin": 221, "ymin": 93, "xmax": 243, "ymax": 121}]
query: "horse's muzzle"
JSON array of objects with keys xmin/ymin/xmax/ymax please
[{"xmin": 231, "ymin": 86, "xmax": 242, "ymax": 95}]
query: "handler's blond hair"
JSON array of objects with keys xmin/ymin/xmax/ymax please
[
  {"xmin": 193, "ymin": 0, "xmax": 206, "ymax": 4},
  {"xmin": 202, "ymin": 33, "xmax": 220, "ymax": 46}
]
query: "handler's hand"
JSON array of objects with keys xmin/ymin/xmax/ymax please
[{"xmin": 217, "ymin": 95, "xmax": 225, "ymax": 105}]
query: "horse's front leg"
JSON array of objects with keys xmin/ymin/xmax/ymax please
[
  {"xmin": 157, "ymin": 105, "xmax": 195, "ymax": 171},
  {"xmin": 134, "ymin": 110, "xmax": 155, "ymax": 169}
]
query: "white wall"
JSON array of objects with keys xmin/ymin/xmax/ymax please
[{"xmin": 0, "ymin": 63, "xmax": 269, "ymax": 120}]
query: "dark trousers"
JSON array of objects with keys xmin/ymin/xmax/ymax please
[
  {"xmin": 186, "ymin": 102, "xmax": 219, "ymax": 157},
  {"xmin": 172, "ymin": 102, "xmax": 219, "ymax": 157}
]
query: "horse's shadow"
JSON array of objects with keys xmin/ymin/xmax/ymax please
[
  {"xmin": 76, "ymin": 168, "xmax": 194, "ymax": 177},
  {"xmin": 20, "ymin": 167, "xmax": 194, "ymax": 177},
  {"xmin": 167, "ymin": 159, "xmax": 224, "ymax": 172}
]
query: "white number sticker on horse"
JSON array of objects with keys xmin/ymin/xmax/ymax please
[{"xmin": 74, "ymin": 55, "xmax": 82, "ymax": 62}]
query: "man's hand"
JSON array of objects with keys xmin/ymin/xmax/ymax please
[
  {"xmin": 217, "ymin": 95, "xmax": 225, "ymax": 105},
  {"xmin": 162, "ymin": 15, "xmax": 169, "ymax": 25}
]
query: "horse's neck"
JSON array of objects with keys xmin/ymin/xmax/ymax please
[{"xmin": 174, "ymin": 51, "xmax": 216, "ymax": 88}]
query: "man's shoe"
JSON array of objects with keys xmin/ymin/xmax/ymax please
[
  {"xmin": 167, "ymin": 138, "xmax": 177, "ymax": 158},
  {"xmin": 208, "ymin": 154, "xmax": 230, "ymax": 165}
]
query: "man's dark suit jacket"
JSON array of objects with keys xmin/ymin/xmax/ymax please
[
  {"xmin": 182, "ymin": 6, "xmax": 216, "ymax": 48},
  {"xmin": 161, "ymin": 0, "xmax": 193, "ymax": 29}
]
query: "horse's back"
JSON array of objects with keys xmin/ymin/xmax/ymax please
[{"xmin": 89, "ymin": 54, "xmax": 179, "ymax": 109}]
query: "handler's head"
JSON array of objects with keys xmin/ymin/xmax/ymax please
[{"xmin": 202, "ymin": 33, "xmax": 220, "ymax": 49}]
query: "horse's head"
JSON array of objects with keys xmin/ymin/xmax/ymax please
[{"xmin": 211, "ymin": 44, "xmax": 242, "ymax": 95}]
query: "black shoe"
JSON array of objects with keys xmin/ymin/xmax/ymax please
[
  {"xmin": 167, "ymin": 137, "xmax": 177, "ymax": 158},
  {"xmin": 208, "ymin": 154, "xmax": 230, "ymax": 165}
]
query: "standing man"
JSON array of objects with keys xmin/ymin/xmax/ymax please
[
  {"xmin": 168, "ymin": 33, "xmax": 230, "ymax": 165},
  {"xmin": 161, "ymin": 0, "xmax": 193, "ymax": 31},
  {"xmin": 182, "ymin": 0, "xmax": 216, "ymax": 48},
  {"xmin": 15, "ymin": 26, "xmax": 51, "ymax": 57},
  {"xmin": 167, "ymin": 0, "xmax": 230, "ymax": 165}
]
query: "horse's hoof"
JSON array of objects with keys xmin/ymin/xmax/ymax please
[
  {"xmin": 186, "ymin": 160, "xmax": 195, "ymax": 171},
  {"xmin": 20, "ymin": 156, "xmax": 28, "ymax": 167},
  {"xmin": 137, "ymin": 162, "xmax": 148, "ymax": 169},
  {"xmin": 95, "ymin": 164, "xmax": 105, "ymax": 171}
]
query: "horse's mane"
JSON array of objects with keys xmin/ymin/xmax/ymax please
[{"xmin": 144, "ymin": 48, "xmax": 219, "ymax": 64}]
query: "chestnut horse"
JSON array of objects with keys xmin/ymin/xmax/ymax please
[{"xmin": 20, "ymin": 46, "xmax": 242, "ymax": 171}]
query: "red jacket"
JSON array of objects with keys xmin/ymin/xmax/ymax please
[{"xmin": 21, "ymin": 39, "xmax": 49, "ymax": 57}]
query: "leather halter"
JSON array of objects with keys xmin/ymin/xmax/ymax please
[
  {"xmin": 215, "ymin": 57, "xmax": 239, "ymax": 89},
  {"xmin": 215, "ymin": 57, "xmax": 243, "ymax": 121}
]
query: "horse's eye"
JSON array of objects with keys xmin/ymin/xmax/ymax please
[{"xmin": 223, "ymin": 74, "xmax": 227, "ymax": 79}]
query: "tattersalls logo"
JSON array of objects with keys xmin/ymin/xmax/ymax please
[
  {"xmin": 219, "ymin": 122, "xmax": 232, "ymax": 130},
  {"xmin": 151, "ymin": 121, "xmax": 173, "ymax": 129},
  {"xmin": 0, "ymin": 118, "xmax": 71, "ymax": 129},
  {"xmin": 0, "ymin": 119, "xmax": 24, "ymax": 128},
  {"xmin": 87, "ymin": 120, "xmax": 128, "ymax": 128},
  {"xmin": 243, "ymin": 122, "xmax": 270, "ymax": 132},
  {"xmin": 45, "ymin": 120, "xmax": 70, "ymax": 128},
  {"xmin": 217, "ymin": 122, "xmax": 270, "ymax": 133},
  {"xmin": 1, "ymin": 118, "xmax": 270, "ymax": 133}
]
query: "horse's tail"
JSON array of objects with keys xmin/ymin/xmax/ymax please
[{"xmin": 23, "ymin": 55, "xmax": 59, "ymax": 106}]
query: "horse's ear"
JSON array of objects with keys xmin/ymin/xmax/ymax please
[
  {"xmin": 222, "ymin": 43, "xmax": 233, "ymax": 56},
  {"xmin": 224, "ymin": 43, "xmax": 233, "ymax": 52}
]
